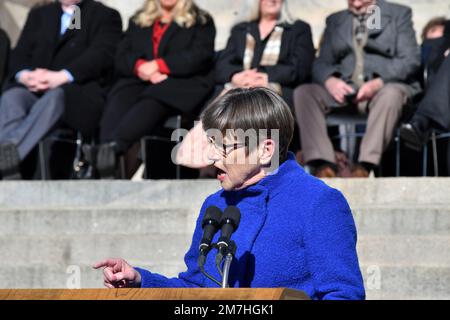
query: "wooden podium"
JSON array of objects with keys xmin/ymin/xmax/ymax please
[{"xmin": 0, "ymin": 288, "xmax": 310, "ymax": 300}]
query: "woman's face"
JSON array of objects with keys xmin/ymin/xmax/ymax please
[
  {"xmin": 159, "ymin": 0, "xmax": 178, "ymax": 11},
  {"xmin": 348, "ymin": 0, "xmax": 376, "ymax": 15},
  {"xmin": 260, "ymin": 0, "xmax": 283, "ymax": 18},
  {"xmin": 426, "ymin": 25, "xmax": 445, "ymax": 40},
  {"xmin": 207, "ymin": 135, "xmax": 265, "ymax": 191}
]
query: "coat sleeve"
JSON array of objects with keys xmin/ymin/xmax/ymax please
[
  {"xmin": 261, "ymin": 21, "xmax": 315, "ymax": 86},
  {"xmin": 65, "ymin": 7, "xmax": 123, "ymax": 83},
  {"xmin": 376, "ymin": 7, "xmax": 421, "ymax": 83},
  {"xmin": 302, "ymin": 187, "xmax": 366, "ymax": 300},
  {"xmin": 8, "ymin": 7, "xmax": 39, "ymax": 80},
  {"xmin": 312, "ymin": 16, "xmax": 341, "ymax": 86},
  {"xmin": 161, "ymin": 16, "xmax": 216, "ymax": 77},
  {"xmin": 134, "ymin": 197, "xmax": 212, "ymax": 288},
  {"xmin": 214, "ymin": 24, "xmax": 245, "ymax": 84}
]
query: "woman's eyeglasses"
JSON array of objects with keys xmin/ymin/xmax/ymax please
[{"xmin": 207, "ymin": 137, "xmax": 246, "ymax": 157}]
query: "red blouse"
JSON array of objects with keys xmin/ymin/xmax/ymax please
[{"xmin": 134, "ymin": 18, "xmax": 171, "ymax": 76}]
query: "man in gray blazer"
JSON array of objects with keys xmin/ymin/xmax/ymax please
[{"xmin": 294, "ymin": 0, "xmax": 421, "ymax": 177}]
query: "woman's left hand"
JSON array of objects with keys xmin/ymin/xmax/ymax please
[
  {"xmin": 248, "ymin": 72, "xmax": 269, "ymax": 88},
  {"xmin": 149, "ymin": 71, "xmax": 168, "ymax": 84}
]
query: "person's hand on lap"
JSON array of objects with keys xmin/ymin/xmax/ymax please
[{"xmin": 325, "ymin": 76, "xmax": 355, "ymax": 104}]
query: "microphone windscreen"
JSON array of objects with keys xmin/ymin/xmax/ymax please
[
  {"xmin": 202, "ymin": 206, "xmax": 222, "ymax": 228},
  {"xmin": 222, "ymin": 206, "xmax": 241, "ymax": 229}
]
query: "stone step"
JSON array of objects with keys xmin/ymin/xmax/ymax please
[
  {"xmin": 0, "ymin": 179, "xmax": 449, "ymax": 209},
  {"xmin": 2, "ymin": 234, "xmax": 449, "ymax": 268},
  {"xmin": 1, "ymin": 206, "xmax": 449, "ymax": 236},
  {"xmin": 0, "ymin": 181, "xmax": 220, "ymax": 210},
  {"xmin": 353, "ymin": 206, "xmax": 450, "ymax": 235},
  {"xmin": 361, "ymin": 265, "xmax": 450, "ymax": 300},
  {"xmin": 357, "ymin": 236, "xmax": 450, "ymax": 266},
  {"xmin": 0, "ymin": 234, "xmax": 192, "ymax": 267},
  {"xmin": 1, "ymin": 263, "xmax": 448, "ymax": 300},
  {"xmin": 0, "ymin": 207, "xmax": 198, "ymax": 236}
]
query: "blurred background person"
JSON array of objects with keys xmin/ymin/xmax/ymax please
[
  {"xmin": 294, "ymin": 0, "xmax": 421, "ymax": 178},
  {"xmin": 176, "ymin": 0, "xmax": 315, "ymax": 173},
  {"xmin": 400, "ymin": 18, "xmax": 450, "ymax": 151},
  {"xmin": 0, "ymin": 0, "xmax": 122, "ymax": 180},
  {"xmin": 83, "ymin": 0, "xmax": 216, "ymax": 179},
  {"xmin": 215, "ymin": 0, "xmax": 315, "ymax": 108},
  {"xmin": 420, "ymin": 17, "xmax": 449, "ymax": 84}
]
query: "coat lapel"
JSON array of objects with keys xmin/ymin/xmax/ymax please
[
  {"xmin": 55, "ymin": 0, "xmax": 91, "ymax": 50},
  {"xmin": 157, "ymin": 22, "xmax": 180, "ymax": 57},
  {"xmin": 368, "ymin": 0, "xmax": 392, "ymax": 38},
  {"xmin": 336, "ymin": 11, "xmax": 354, "ymax": 50}
]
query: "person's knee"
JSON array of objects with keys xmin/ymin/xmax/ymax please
[
  {"xmin": 377, "ymin": 84, "xmax": 406, "ymax": 103},
  {"xmin": 42, "ymin": 88, "xmax": 65, "ymax": 108},
  {"xmin": 294, "ymin": 84, "xmax": 323, "ymax": 108},
  {"xmin": 0, "ymin": 87, "xmax": 29, "ymax": 105}
]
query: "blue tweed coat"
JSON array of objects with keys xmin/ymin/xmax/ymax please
[{"xmin": 135, "ymin": 153, "xmax": 365, "ymax": 300}]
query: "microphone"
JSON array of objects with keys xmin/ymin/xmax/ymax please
[
  {"xmin": 198, "ymin": 206, "xmax": 222, "ymax": 287},
  {"xmin": 199, "ymin": 206, "xmax": 222, "ymax": 256},
  {"xmin": 215, "ymin": 206, "xmax": 241, "ymax": 288},
  {"xmin": 216, "ymin": 206, "xmax": 241, "ymax": 254}
]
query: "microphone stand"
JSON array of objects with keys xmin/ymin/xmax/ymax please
[{"xmin": 220, "ymin": 241, "xmax": 236, "ymax": 288}]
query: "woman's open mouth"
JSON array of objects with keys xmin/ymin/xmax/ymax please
[{"xmin": 217, "ymin": 168, "xmax": 227, "ymax": 182}]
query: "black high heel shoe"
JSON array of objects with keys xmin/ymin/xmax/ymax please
[{"xmin": 96, "ymin": 142, "xmax": 120, "ymax": 179}]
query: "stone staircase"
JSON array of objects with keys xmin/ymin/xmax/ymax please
[{"xmin": 0, "ymin": 179, "xmax": 449, "ymax": 299}]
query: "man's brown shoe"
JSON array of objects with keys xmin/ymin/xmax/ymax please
[
  {"xmin": 315, "ymin": 165, "xmax": 337, "ymax": 178},
  {"xmin": 351, "ymin": 164, "xmax": 370, "ymax": 178}
]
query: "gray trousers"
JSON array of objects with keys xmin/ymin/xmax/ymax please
[
  {"xmin": 0, "ymin": 87, "xmax": 65, "ymax": 160},
  {"xmin": 294, "ymin": 83, "xmax": 409, "ymax": 166}
]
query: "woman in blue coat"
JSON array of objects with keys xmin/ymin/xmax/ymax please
[{"xmin": 94, "ymin": 87, "xmax": 365, "ymax": 300}]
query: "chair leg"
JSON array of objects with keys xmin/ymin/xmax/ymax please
[
  {"xmin": 431, "ymin": 130, "xmax": 439, "ymax": 177},
  {"xmin": 38, "ymin": 140, "xmax": 49, "ymax": 181},
  {"xmin": 140, "ymin": 138, "xmax": 147, "ymax": 180},
  {"xmin": 422, "ymin": 143, "xmax": 428, "ymax": 177},
  {"xmin": 119, "ymin": 156, "xmax": 126, "ymax": 179},
  {"xmin": 175, "ymin": 115, "xmax": 182, "ymax": 180},
  {"xmin": 395, "ymin": 129, "xmax": 401, "ymax": 177},
  {"xmin": 72, "ymin": 132, "xmax": 83, "ymax": 176}
]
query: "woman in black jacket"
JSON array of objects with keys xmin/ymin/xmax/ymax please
[
  {"xmin": 174, "ymin": 0, "xmax": 315, "ymax": 171},
  {"xmin": 214, "ymin": 0, "xmax": 315, "ymax": 108},
  {"xmin": 88, "ymin": 0, "xmax": 216, "ymax": 178}
]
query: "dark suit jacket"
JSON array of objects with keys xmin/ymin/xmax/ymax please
[
  {"xmin": 4, "ymin": 0, "xmax": 123, "ymax": 136},
  {"xmin": 313, "ymin": 0, "xmax": 421, "ymax": 97},
  {"xmin": 112, "ymin": 12, "xmax": 216, "ymax": 113},
  {"xmin": 215, "ymin": 20, "xmax": 315, "ymax": 107},
  {"xmin": 0, "ymin": 29, "xmax": 10, "ymax": 90}
]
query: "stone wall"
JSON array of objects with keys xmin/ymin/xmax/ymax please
[{"xmin": 1, "ymin": 0, "xmax": 449, "ymax": 49}]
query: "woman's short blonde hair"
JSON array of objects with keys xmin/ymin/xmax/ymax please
[
  {"xmin": 133, "ymin": 0, "xmax": 209, "ymax": 28},
  {"xmin": 237, "ymin": 0, "xmax": 294, "ymax": 25}
]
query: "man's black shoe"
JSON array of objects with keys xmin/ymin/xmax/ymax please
[
  {"xmin": 0, "ymin": 143, "xmax": 22, "ymax": 180},
  {"xmin": 400, "ymin": 122, "xmax": 429, "ymax": 152}
]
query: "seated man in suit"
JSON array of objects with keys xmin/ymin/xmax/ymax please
[
  {"xmin": 0, "ymin": 28, "xmax": 9, "ymax": 90},
  {"xmin": 0, "ymin": 0, "xmax": 122, "ymax": 180},
  {"xmin": 294, "ymin": 0, "xmax": 421, "ymax": 178}
]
